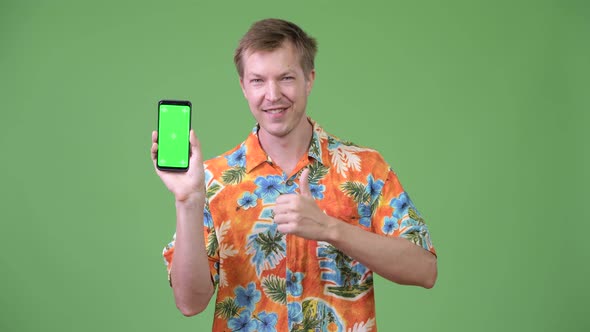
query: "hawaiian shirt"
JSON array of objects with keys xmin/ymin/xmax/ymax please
[{"xmin": 163, "ymin": 119, "xmax": 436, "ymax": 331}]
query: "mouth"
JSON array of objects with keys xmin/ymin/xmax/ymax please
[{"xmin": 263, "ymin": 107, "xmax": 289, "ymax": 115}]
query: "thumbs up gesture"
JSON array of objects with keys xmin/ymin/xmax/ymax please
[{"xmin": 274, "ymin": 168, "xmax": 335, "ymax": 241}]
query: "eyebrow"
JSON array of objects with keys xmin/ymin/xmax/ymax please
[{"xmin": 247, "ymin": 70, "xmax": 296, "ymax": 78}]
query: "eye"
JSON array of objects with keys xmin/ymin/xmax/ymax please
[
  {"xmin": 250, "ymin": 78, "xmax": 263, "ymax": 84},
  {"xmin": 282, "ymin": 76, "xmax": 295, "ymax": 81}
]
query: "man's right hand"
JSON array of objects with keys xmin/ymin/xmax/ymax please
[
  {"xmin": 153, "ymin": 129, "xmax": 215, "ymax": 315},
  {"xmin": 151, "ymin": 130, "xmax": 205, "ymax": 203}
]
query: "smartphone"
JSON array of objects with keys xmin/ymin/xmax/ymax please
[{"xmin": 157, "ymin": 100, "xmax": 192, "ymax": 172}]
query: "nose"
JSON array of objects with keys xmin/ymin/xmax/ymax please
[{"xmin": 265, "ymin": 81, "xmax": 281, "ymax": 103}]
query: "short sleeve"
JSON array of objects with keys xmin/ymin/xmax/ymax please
[
  {"xmin": 161, "ymin": 200, "xmax": 220, "ymax": 287},
  {"xmin": 372, "ymin": 168, "xmax": 436, "ymax": 256}
]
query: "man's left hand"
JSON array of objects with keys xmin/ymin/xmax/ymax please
[{"xmin": 273, "ymin": 168, "xmax": 334, "ymax": 241}]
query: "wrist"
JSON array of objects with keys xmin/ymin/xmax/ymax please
[
  {"xmin": 323, "ymin": 215, "xmax": 343, "ymax": 243},
  {"xmin": 175, "ymin": 192, "xmax": 205, "ymax": 209}
]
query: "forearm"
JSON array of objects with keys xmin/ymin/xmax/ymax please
[
  {"xmin": 170, "ymin": 195, "xmax": 215, "ymax": 316},
  {"xmin": 326, "ymin": 216, "xmax": 437, "ymax": 288}
]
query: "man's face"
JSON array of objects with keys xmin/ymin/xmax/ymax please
[{"xmin": 239, "ymin": 42, "xmax": 315, "ymax": 140}]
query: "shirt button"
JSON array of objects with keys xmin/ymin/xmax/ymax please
[{"xmin": 286, "ymin": 179, "xmax": 294, "ymax": 186}]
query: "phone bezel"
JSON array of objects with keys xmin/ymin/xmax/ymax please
[{"xmin": 157, "ymin": 99, "xmax": 192, "ymax": 172}]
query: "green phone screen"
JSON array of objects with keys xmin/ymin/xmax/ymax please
[{"xmin": 157, "ymin": 102, "xmax": 191, "ymax": 170}]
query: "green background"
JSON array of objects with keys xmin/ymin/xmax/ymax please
[{"xmin": 1, "ymin": 0, "xmax": 588, "ymax": 331}]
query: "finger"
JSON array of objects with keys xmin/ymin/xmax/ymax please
[
  {"xmin": 276, "ymin": 223, "xmax": 294, "ymax": 234},
  {"xmin": 151, "ymin": 143, "xmax": 161, "ymax": 172},
  {"xmin": 151, "ymin": 142, "xmax": 158, "ymax": 161},
  {"xmin": 273, "ymin": 213, "xmax": 293, "ymax": 225},
  {"xmin": 299, "ymin": 168, "xmax": 312, "ymax": 197},
  {"xmin": 275, "ymin": 194, "xmax": 295, "ymax": 205},
  {"xmin": 273, "ymin": 213, "xmax": 287, "ymax": 224},
  {"xmin": 272, "ymin": 203, "xmax": 288, "ymax": 217},
  {"xmin": 151, "ymin": 131, "xmax": 158, "ymax": 161}
]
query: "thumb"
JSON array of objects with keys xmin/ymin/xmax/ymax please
[{"xmin": 299, "ymin": 168, "xmax": 312, "ymax": 197}]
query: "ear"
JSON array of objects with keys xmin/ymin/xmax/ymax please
[{"xmin": 305, "ymin": 69, "xmax": 316, "ymax": 96}]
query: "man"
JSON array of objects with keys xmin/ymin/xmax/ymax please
[{"xmin": 152, "ymin": 18, "xmax": 437, "ymax": 331}]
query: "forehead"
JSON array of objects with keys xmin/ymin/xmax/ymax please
[{"xmin": 242, "ymin": 42, "xmax": 303, "ymax": 75}]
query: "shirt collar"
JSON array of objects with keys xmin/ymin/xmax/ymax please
[{"xmin": 244, "ymin": 117, "xmax": 325, "ymax": 173}]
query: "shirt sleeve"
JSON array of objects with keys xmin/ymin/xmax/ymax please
[
  {"xmin": 161, "ymin": 200, "xmax": 220, "ymax": 287},
  {"xmin": 371, "ymin": 168, "xmax": 436, "ymax": 256}
]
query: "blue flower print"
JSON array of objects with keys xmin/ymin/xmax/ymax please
[
  {"xmin": 358, "ymin": 203, "xmax": 372, "ymax": 227},
  {"xmin": 286, "ymin": 269, "xmax": 304, "ymax": 297},
  {"xmin": 382, "ymin": 216, "xmax": 399, "ymax": 234},
  {"xmin": 235, "ymin": 282, "xmax": 262, "ymax": 312},
  {"xmin": 238, "ymin": 192, "xmax": 258, "ymax": 209},
  {"xmin": 390, "ymin": 192, "xmax": 411, "ymax": 219},
  {"xmin": 228, "ymin": 310, "xmax": 257, "ymax": 332},
  {"xmin": 254, "ymin": 175, "xmax": 285, "ymax": 203},
  {"xmin": 366, "ymin": 174, "xmax": 384, "ymax": 201},
  {"xmin": 309, "ymin": 183, "xmax": 326, "ymax": 200},
  {"xmin": 256, "ymin": 311, "xmax": 278, "ymax": 332},
  {"xmin": 259, "ymin": 208, "xmax": 274, "ymax": 220},
  {"xmin": 288, "ymin": 302, "xmax": 303, "ymax": 329},
  {"xmin": 225, "ymin": 145, "xmax": 246, "ymax": 167}
]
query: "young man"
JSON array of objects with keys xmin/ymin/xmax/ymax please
[{"xmin": 152, "ymin": 18, "xmax": 437, "ymax": 331}]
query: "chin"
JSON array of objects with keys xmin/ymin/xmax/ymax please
[{"xmin": 259, "ymin": 124, "xmax": 290, "ymax": 138}]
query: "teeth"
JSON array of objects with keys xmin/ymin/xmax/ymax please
[{"xmin": 266, "ymin": 108, "xmax": 285, "ymax": 114}]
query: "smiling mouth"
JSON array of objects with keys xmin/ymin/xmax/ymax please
[{"xmin": 263, "ymin": 107, "xmax": 288, "ymax": 114}]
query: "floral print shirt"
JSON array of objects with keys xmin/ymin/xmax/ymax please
[{"xmin": 163, "ymin": 119, "xmax": 436, "ymax": 331}]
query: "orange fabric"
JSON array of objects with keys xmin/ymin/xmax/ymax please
[{"xmin": 163, "ymin": 119, "xmax": 435, "ymax": 331}]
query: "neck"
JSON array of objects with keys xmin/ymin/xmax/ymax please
[{"xmin": 258, "ymin": 119, "xmax": 313, "ymax": 175}]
